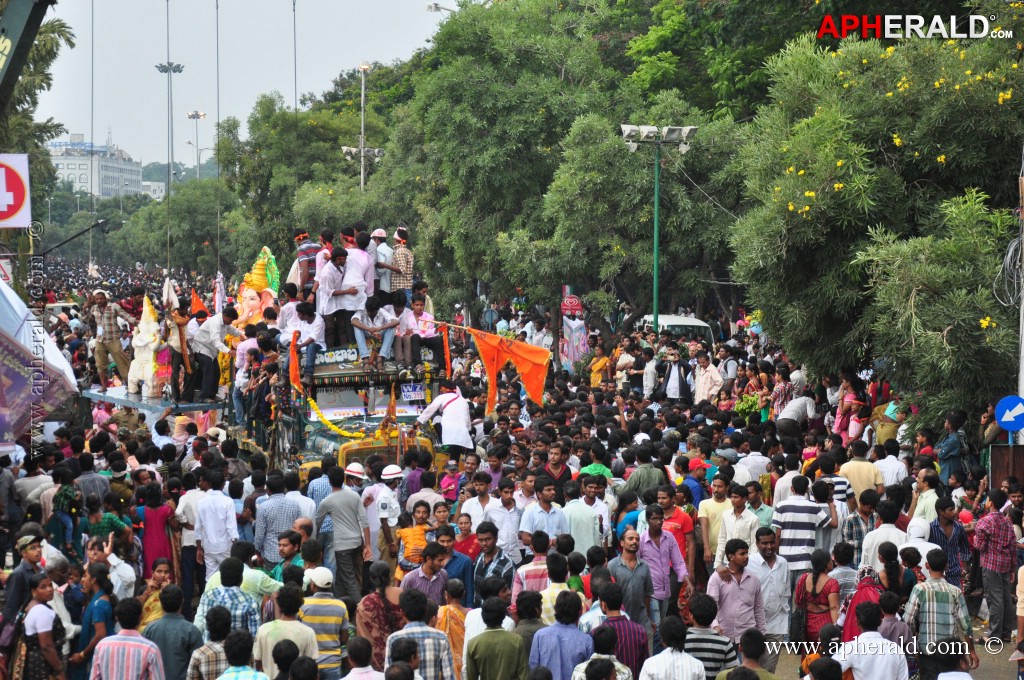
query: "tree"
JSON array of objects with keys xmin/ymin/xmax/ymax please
[
  {"xmin": 730, "ymin": 24, "xmax": 1024, "ymax": 375},
  {"xmin": 217, "ymin": 93, "xmax": 387, "ymax": 274},
  {"xmin": 853, "ymin": 191, "xmax": 1017, "ymax": 427}
]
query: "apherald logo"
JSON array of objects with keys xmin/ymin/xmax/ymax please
[{"xmin": 817, "ymin": 14, "xmax": 1014, "ymax": 40}]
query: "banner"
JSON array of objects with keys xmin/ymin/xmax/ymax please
[{"xmin": 560, "ymin": 316, "xmax": 588, "ymax": 366}]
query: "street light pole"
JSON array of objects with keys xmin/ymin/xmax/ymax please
[
  {"xmin": 119, "ymin": 180, "xmax": 128, "ymax": 216},
  {"xmin": 620, "ymin": 124, "xmax": 698, "ymax": 332},
  {"xmin": 653, "ymin": 141, "xmax": 661, "ymax": 332},
  {"xmin": 186, "ymin": 111, "xmax": 206, "ymax": 178},
  {"xmin": 46, "ymin": 198, "xmax": 51, "ymax": 225},
  {"xmin": 359, "ymin": 61, "xmax": 370, "ymax": 191}
]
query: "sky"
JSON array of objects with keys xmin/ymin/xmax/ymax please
[{"xmin": 36, "ymin": 0, "xmax": 446, "ymax": 170}]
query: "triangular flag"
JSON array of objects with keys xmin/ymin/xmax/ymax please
[
  {"xmin": 467, "ymin": 328, "xmax": 550, "ymax": 414},
  {"xmin": 191, "ymin": 289, "xmax": 208, "ymax": 315},
  {"xmin": 162, "ymin": 278, "xmax": 178, "ymax": 310}
]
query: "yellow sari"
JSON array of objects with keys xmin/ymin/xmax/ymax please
[
  {"xmin": 434, "ymin": 605, "xmax": 467, "ymax": 679},
  {"xmin": 138, "ymin": 591, "xmax": 164, "ymax": 633}
]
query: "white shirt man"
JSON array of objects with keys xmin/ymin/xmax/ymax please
[
  {"xmin": 873, "ymin": 453, "xmax": 907, "ymax": 487},
  {"xmin": 374, "ymin": 238, "xmax": 394, "ymax": 293},
  {"xmin": 859, "ymin": 523, "xmax": 907, "ymax": 572},
  {"xmin": 286, "ymin": 490, "xmax": 317, "ymax": 525},
  {"xmin": 192, "ymin": 312, "xmax": 242, "ymax": 361},
  {"xmin": 175, "ymin": 484, "xmax": 208, "ymax": 553},
  {"xmin": 738, "ymin": 450, "xmax": 770, "ymax": 479},
  {"xmin": 832, "ymin": 629, "xmax": 909, "ymax": 680},
  {"xmin": 778, "ymin": 396, "xmax": 816, "ymax": 424},
  {"xmin": 341, "ymin": 247, "xmax": 375, "ymax": 311},
  {"xmin": 416, "ymin": 388, "xmax": 473, "ymax": 451},
  {"xmin": 294, "ymin": 313, "xmax": 326, "ymax": 347},
  {"xmin": 195, "ymin": 485, "xmax": 239, "ymax": 574},
  {"xmin": 315, "ymin": 258, "xmax": 347, "ymax": 317}
]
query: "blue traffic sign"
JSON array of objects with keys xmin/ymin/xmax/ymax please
[{"xmin": 996, "ymin": 395, "xmax": 1024, "ymax": 433}]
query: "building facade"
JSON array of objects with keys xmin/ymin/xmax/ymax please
[{"xmin": 49, "ymin": 134, "xmax": 143, "ymax": 200}]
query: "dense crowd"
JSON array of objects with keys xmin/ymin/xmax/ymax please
[{"xmin": 18, "ymin": 223, "xmax": 1018, "ymax": 680}]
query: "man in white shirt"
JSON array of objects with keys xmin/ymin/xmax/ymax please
[
  {"xmin": 745, "ymin": 528, "xmax": 789, "ymax": 673},
  {"xmin": 351, "ymin": 298, "xmax": 399, "ymax": 367},
  {"xmin": 175, "ymin": 473, "xmax": 208, "ymax": 621},
  {"xmin": 859, "ymin": 500, "xmax": 907, "ymax": 572},
  {"xmin": 775, "ymin": 393, "xmax": 816, "ymax": 439},
  {"xmin": 277, "ymin": 284, "xmax": 301, "ymax": 334},
  {"xmin": 341, "ymin": 232, "xmax": 376, "ymax": 321},
  {"xmin": 414, "ymin": 380, "xmax": 473, "ymax": 461},
  {"xmin": 315, "ymin": 247, "xmax": 353, "ymax": 348},
  {"xmin": 370, "ymin": 229, "xmax": 398, "ymax": 294},
  {"xmin": 284, "ymin": 471, "xmax": 317, "ymax": 527},
  {"xmin": 873, "ymin": 444, "xmax": 907, "ymax": 487},
  {"xmin": 192, "ymin": 307, "xmax": 242, "ymax": 401},
  {"xmin": 738, "ymin": 435, "xmax": 770, "ymax": 479},
  {"xmin": 195, "ymin": 470, "xmax": 239, "ymax": 574},
  {"xmin": 281, "ymin": 302, "xmax": 325, "ymax": 386}
]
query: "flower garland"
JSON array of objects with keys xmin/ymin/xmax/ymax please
[
  {"xmin": 424, "ymin": 363, "xmax": 432, "ymax": 402},
  {"xmin": 306, "ymin": 396, "xmax": 366, "ymax": 439}
]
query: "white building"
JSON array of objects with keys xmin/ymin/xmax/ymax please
[
  {"xmin": 141, "ymin": 181, "xmax": 165, "ymax": 201},
  {"xmin": 49, "ymin": 133, "xmax": 142, "ymax": 200}
]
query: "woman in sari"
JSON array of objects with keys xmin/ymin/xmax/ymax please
[
  {"xmin": 794, "ymin": 549, "xmax": 840, "ymax": 652},
  {"xmin": 356, "ymin": 561, "xmax": 407, "ymax": 671},
  {"xmin": 135, "ymin": 483, "xmax": 179, "ymax": 579},
  {"xmin": 11, "ymin": 574, "xmax": 65, "ymax": 680},
  {"xmin": 588, "ymin": 344, "xmax": 611, "ymax": 388},
  {"xmin": 835, "ymin": 373, "xmax": 868, "ymax": 446},
  {"xmin": 137, "ymin": 558, "xmax": 172, "ymax": 632},
  {"xmin": 67, "ymin": 563, "xmax": 115, "ymax": 680},
  {"xmin": 434, "ymin": 579, "xmax": 471, "ymax": 679},
  {"xmin": 839, "ymin": 565, "xmax": 885, "ymax": 642}
]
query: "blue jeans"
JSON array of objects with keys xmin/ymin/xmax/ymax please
[
  {"xmin": 649, "ymin": 596, "xmax": 668, "ymax": 653},
  {"xmin": 180, "ymin": 545, "xmax": 205, "ymax": 622},
  {"xmin": 354, "ymin": 326, "xmax": 395, "ymax": 360},
  {"xmin": 232, "ymin": 386, "xmax": 246, "ymax": 425},
  {"xmin": 54, "ymin": 511, "xmax": 74, "ymax": 546},
  {"xmin": 281, "ymin": 337, "xmax": 322, "ymax": 377},
  {"xmin": 319, "ymin": 531, "xmax": 336, "ymax": 574}
]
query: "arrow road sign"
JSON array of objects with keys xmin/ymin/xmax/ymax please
[{"xmin": 996, "ymin": 394, "xmax": 1024, "ymax": 433}]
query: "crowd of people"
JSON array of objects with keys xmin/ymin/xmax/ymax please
[{"xmin": 16, "ymin": 222, "xmax": 1019, "ymax": 680}]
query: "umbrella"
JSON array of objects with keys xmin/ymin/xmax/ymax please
[{"xmin": 0, "ymin": 279, "xmax": 77, "ymax": 444}]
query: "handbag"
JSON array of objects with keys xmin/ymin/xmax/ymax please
[{"xmin": 788, "ymin": 601, "xmax": 806, "ymax": 643}]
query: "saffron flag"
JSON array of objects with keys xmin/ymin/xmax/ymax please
[
  {"xmin": 468, "ymin": 328, "xmax": 551, "ymax": 413},
  {"xmin": 289, "ymin": 330, "xmax": 305, "ymax": 395},
  {"xmin": 191, "ymin": 289, "xmax": 209, "ymax": 315}
]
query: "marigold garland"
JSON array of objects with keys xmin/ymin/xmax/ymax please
[{"xmin": 306, "ymin": 397, "xmax": 366, "ymax": 439}]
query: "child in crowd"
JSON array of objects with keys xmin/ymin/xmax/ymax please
[
  {"xmin": 440, "ymin": 462, "xmax": 460, "ymax": 502},
  {"xmin": 566, "ymin": 552, "xmax": 587, "ymax": 595},
  {"xmin": 900, "ymin": 546, "xmax": 925, "ymax": 583},
  {"xmin": 878, "ymin": 591, "xmax": 917, "ymax": 677},
  {"xmin": 396, "ymin": 502, "xmax": 432, "ymax": 579},
  {"xmin": 64, "ymin": 563, "xmax": 85, "ymax": 625}
]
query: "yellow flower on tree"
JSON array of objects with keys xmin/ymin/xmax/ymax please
[
  {"xmin": 936, "ymin": 154, "xmax": 947, "ymax": 164},
  {"xmin": 834, "ymin": 183, "xmax": 844, "ymax": 191},
  {"xmin": 788, "ymin": 202, "xmax": 795, "ymax": 211},
  {"xmin": 804, "ymin": 191, "xmax": 816, "ymax": 197},
  {"xmin": 892, "ymin": 133, "xmax": 903, "ymax": 147},
  {"xmin": 836, "ymin": 160, "xmax": 844, "ymax": 167}
]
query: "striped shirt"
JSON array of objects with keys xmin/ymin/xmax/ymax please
[
  {"xmin": 820, "ymin": 474, "xmax": 851, "ymax": 505},
  {"xmin": 681, "ymin": 627, "xmax": 738, "ymax": 679},
  {"xmin": 510, "ymin": 556, "xmax": 549, "ymax": 612},
  {"xmin": 299, "ymin": 592, "xmax": 350, "ymax": 671},
  {"xmin": 90, "ymin": 630, "xmax": 165, "ymax": 680},
  {"xmin": 215, "ymin": 666, "xmax": 270, "ymax": 680},
  {"xmin": 637, "ymin": 648, "xmax": 705, "ymax": 680},
  {"xmin": 903, "ymin": 576, "xmax": 972, "ymax": 648},
  {"xmin": 600, "ymin": 615, "xmax": 649, "ymax": 680},
  {"xmin": 391, "ymin": 244, "xmax": 414, "ymax": 290},
  {"xmin": 929, "ymin": 519, "xmax": 971, "ymax": 582},
  {"xmin": 296, "ymin": 239, "xmax": 320, "ymax": 291},
  {"xmin": 771, "ymin": 496, "xmax": 830, "ymax": 571},
  {"xmin": 539, "ymin": 583, "xmax": 584, "ymax": 626}
]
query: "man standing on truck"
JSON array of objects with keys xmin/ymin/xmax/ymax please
[{"xmin": 414, "ymin": 380, "xmax": 473, "ymax": 463}]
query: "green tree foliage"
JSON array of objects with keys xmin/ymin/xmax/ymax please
[
  {"xmin": 105, "ymin": 179, "xmax": 236, "ymax": 275},
  {"xmin": 216, "ymin": 93, "xmax": 387, "ymax": 273},
  {"xmin": 731, "ymin": 25, "xmax": 1024, "ymax": 375},
  {"xmin": 310, "ymin": 50, "xmax": 436, "ymax": 125},
  {"xmin": 852, "ymin": 192, "xmax": 1017, "ymax": 426},
  {"xmin": 626, "ymin": 0, "xmax": 966, "ymax": 117}
]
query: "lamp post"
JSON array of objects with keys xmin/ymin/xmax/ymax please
[
  {"xmin": 45, "ymin": 198, "xmax": 51, "ymax": 225},
  {"xmin": 156, "ymin": 62, "xmax": 185, "ymax": 198},
  {"xmin": 426, "ymin": 3, "xmax": 457, "ymax": 11},
  {"xmin": 359, "ymin": 61, "xmax": 371, "ymax": 192},
  {"xmin": 619, "ymin": 124, "xmax": 698, "ymax": 332},
  {"xmin": 185, "ymin": 111, "xmax": 206, "ymax": 177},
  {"xmin": 119, "ymin": 180, "xmax": 129, "ymax": 216},
  {"xmin": 187, "ymin": 141, "xmax": 211, "ymax": 178}
]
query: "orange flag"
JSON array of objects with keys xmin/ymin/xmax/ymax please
[
  {"xmin": 191, "ymin": 289, "xmax": 209, "ymax": 315},
  {"xmin": 289, "ymin": 330, "xmax": 305, "ymax": 395},
  {"xmin": 467, "ymin": 328, "xmax": 551, "ymax": 413}
]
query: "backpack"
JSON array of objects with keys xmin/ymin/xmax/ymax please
[{"xmin": 956, "ymin": 430, "xmax": 980, "ymax": 471}]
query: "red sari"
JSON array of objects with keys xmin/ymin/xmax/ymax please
[{"xmin": 454, "ymin": 533, "xmax": 481, "ymax": 561}]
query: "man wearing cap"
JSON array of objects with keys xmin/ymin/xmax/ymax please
[
  {"xmin": 316, "ymin": 466, "xmax": 372, "ymax": 600},
  {"xmin": 415, "ymin": 381, "xmax": 473, "ymax": 463},
  {"xmin": 371, "ymin": 229, "xmax": 401, "ymax": 296},
  {"xmin": 372, "ymin": 464, "xmax": 404, "ymax": 572},
  {"xmin": 83, "ymin": 289, "xmax": 137, "ymax": 392},
  {"xmin": 299, "ymin": 567, "xmax": 350, "ymax": 680},
  {"xmin": 2, "ymin": 531, "xmax": 44, "ymax": 626},
  {"xmin": 683, "ymin": 458, "xmax": 710, "ymax": 506}
]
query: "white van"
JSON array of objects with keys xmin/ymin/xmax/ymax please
[{"xmin": 641, "ymin": 314, "xmax": 715, "ymax": 346}]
